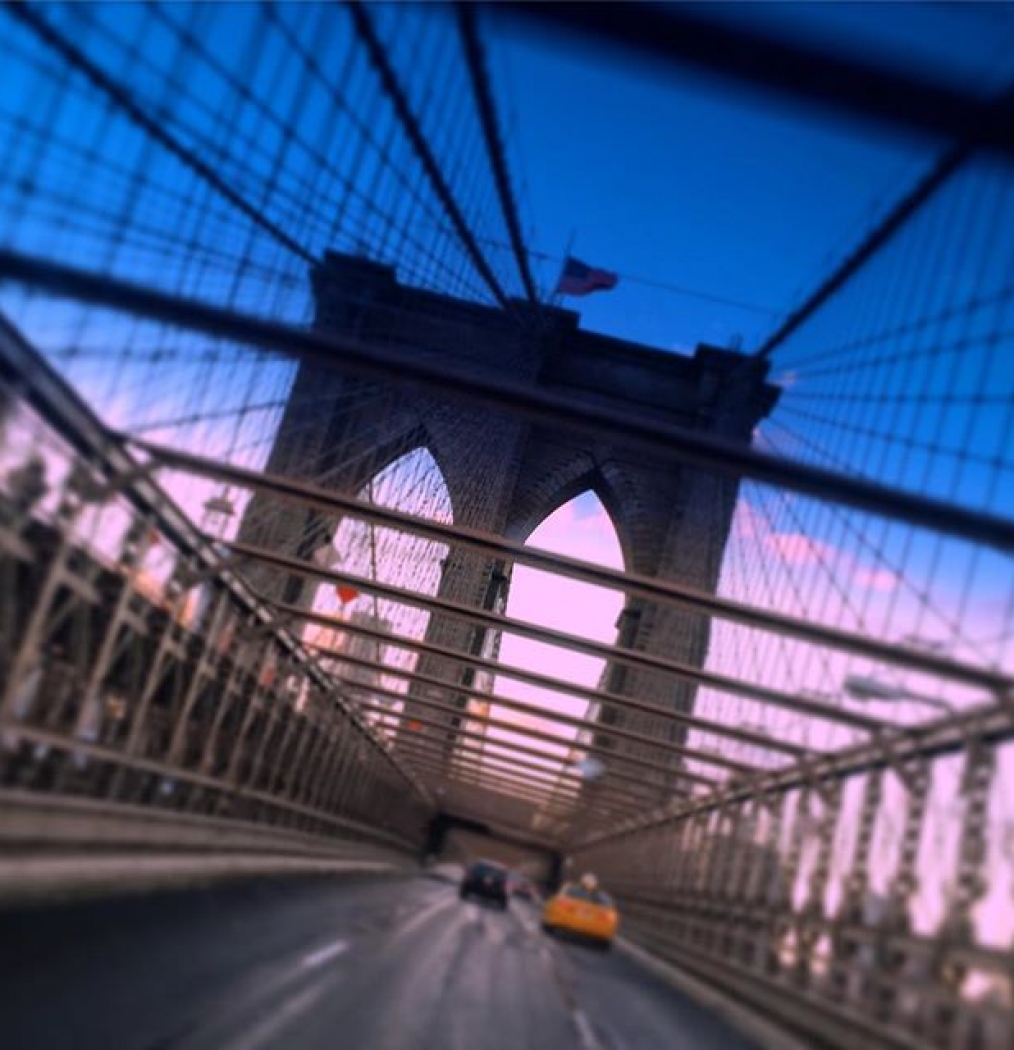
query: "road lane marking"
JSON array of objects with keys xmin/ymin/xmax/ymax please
[
  {"xmin": 393, "ymin": 892, "xmax": 456, "ymax": 938},
  {"xmin": 513, "ymin": 906, "xmax": 541, "ymax": 938},
  {"xmin": 475, "ymin": 908, "xmax": 506, "ymax": 945},
  {"xmin": 572, "ymin": 1009, "xmax": 606, "ymax": 1050},
  {"xmin": 224, "ymin": 982, "xmax": 330, "ymax": 1050},
  {"xmin": 300, "ymin": 938, "xmax": 350, "ymax": 968},
  {"xmin": 538, "ymin": 926, "xmax": 620, "ymax": 1050},
  {"xmin": 177, "ymin": 936, "xmax": 353, "ymax": 1046}
]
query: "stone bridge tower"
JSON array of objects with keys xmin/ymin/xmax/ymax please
[{"xmin": 240, "ymin": 251, "xmax": 778, "ymax": 812}]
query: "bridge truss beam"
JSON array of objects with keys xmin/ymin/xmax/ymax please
[
  {"xmin": 2, "ymin": 248, "xmax": 1011, "ymax": 554},
  {"xmin": 141, "ymin": 440, "xmax": 1010, "ymax": 697}
]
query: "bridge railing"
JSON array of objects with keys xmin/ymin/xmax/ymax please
[
  {"xmin": 0, "ymin": 319, "xmax": 432, "ymax": 880},
  {"xmin": 1, "ymin": 3, "xmax": 1014, "ymax": 1047},
  {"xmin": 557, "ymin": 100, "xmax": 1014, "ymax": 1050},
  {"xmin": 572, "ymin": 713, "xmax": 1013, "ymax": 1050}
]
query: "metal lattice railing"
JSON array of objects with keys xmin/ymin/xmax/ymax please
[
  {"xmin": 0, "ymin": 316, "xmax": 431, "ymax": 863},
  {"xmin": 1, "ymin": 4, "xmax": 1014, "ymax": 1048}
]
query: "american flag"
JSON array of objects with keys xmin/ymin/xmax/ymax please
[{"xmin": 555, "ymin": 255, "xmax": 618, "ymax": 297}]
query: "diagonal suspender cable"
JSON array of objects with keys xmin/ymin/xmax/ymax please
[
  {"xmin": 756, "ymin": 144, "xmax": 970, "ymax": 359},
  {"xmin": 6, "ymin": 2, "xmax": 316, "ymax": 267},
  {"xmin": 455, "ymin": 3, "xmax": 538, "ymax": 303},
  {"xmin": 346, "ymin": 0, "xmax": 511, "ymax": 307},
  {"xmin": 3, "ymin": 249, "xmax": 1014, "ymax": 554}
]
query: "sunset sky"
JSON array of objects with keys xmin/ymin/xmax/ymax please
[{"xmin": 2, "ymin": 0, "xmax": 1012, "ymax": 950}]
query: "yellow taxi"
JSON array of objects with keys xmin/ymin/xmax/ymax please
[{"xmin": 541, "ymin": 873, "xmax": 618, "ymax": 949}]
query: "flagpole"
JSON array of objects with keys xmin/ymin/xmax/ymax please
[
  {"xmin": 367, "ymin": 475, "xmax": 379, "ymax": 626},
  {"xmin": 367, "ymin": 474, "xmax": 384, "ymax": 724},
  {"xmin": 551, "ymin": 228, "xmax": 576, "ymax": 307}
]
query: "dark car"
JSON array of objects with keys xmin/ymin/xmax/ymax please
[{"xmin": 459, "ymin": 860, "xmax": 509, "ymax": 909}]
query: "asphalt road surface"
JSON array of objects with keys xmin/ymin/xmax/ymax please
[{"xmin": 0, "ymin": 873, "xmax": 757, "ymax": 1049}]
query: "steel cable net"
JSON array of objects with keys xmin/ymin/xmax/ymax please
[
  {"xmin": 0, "ymin": 0, "xmax": 537, "ymax": 855},
  {"xmin": 568, "ymin": 169, "xmax": 1014, "ymax": 1047},
  {"xmin": 0, "ymin": 2, "xmax": 525, "ymax": 313},
  {"xmin": 0, "ymin": 3, "xmax": 1013, "ymax": 1046}
]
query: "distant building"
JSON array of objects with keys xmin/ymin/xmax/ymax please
[{"xmin": 329, "ymin": 609, "xmax": 394, "ymax": 711}]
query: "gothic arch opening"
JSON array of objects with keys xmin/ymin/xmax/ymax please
[
  {"xmin": 480, "ymin": 490, "xmax": 625, "ymax": 822},
  {"xmin": 303, "ymin": 446, "xmax": 452, "ymax": 733},
  {"xmin": 506, "ymin": 459, "xmax": 637, "ymax": 575}
]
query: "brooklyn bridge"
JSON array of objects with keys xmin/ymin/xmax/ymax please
[{"xmin": 1, "ymin": 3, "xmax": 1013, "ymax": 1048}]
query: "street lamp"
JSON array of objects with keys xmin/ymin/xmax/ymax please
[
  {"xmin": 572, "ymin": 756, "xmax": 605, "ymax": 781},
  {"xmin": 202, "ymin": 493, "xmax": 235, "ymax": 539},
  {"xmin": 842, "ymin": 674, "xmax": 953, "ymax": 715}
]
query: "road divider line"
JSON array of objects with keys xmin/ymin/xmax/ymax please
[
  {"xmin": 517, "ymin": 911, "xmax": 541, "ymax": 937},
  {"xmin": 226, "ymin": 982, "xmax": 330, "ymax": 1050},
  {"xmin": 572, "ymin": 1008, "xmax": 606, "ymax": 1050},
  {"xmin": 541, "ymin": 932, "xmax": 605, "ymax": 1050},
  {"xmin": 394, "ymin": 892, "xmax": 456, "ymax": 938},
  {"xmin": 171, "ymin": 936, "xmax": 354, "ymax": 1045},
  {"xmin": 301, "ymin": 938, "xmax": 350, "ymax": 968}
]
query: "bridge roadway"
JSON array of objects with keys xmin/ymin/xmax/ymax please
[{"xmin": 0, "ymin": 872, "xmax": 756, "ymax": 1050}]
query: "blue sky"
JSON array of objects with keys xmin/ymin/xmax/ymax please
[
  {"xmin": 2, "ymin": 2, "xmax": 1013, "ymax": 936},
  {"xmin": 493, "ymin": 2, "xmax": 1014, "ymax": 350},
  {"xmin": 485, "ymin": 4, "xmax": 1014, "ymax": 642},
  {"xmin": 2, "ymin": 1, "xmax": 1010, "ymax": 659}
]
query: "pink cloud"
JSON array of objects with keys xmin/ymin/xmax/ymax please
[
  {"xmin": 764, "ymin": 532, "xmax": 900, "ymax": 591},
  {"xmin": 853, "ymin": 566, "xmax": 901, "ymax": 592},
  {"xmin": 732, "ymin": 504, "xmax": 903, "ymax": 595}
]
